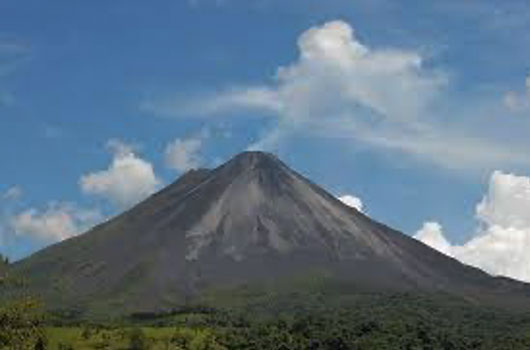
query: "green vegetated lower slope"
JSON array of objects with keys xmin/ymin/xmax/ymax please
[
  {"xmin": 43, "ymin": 291, "xmax": 530, "ymax": 350},
  {"xmin": 5, "ymin": 268, "xmax": 530, "ymax": 349},
  {"xmin": 35, "ymin": 272, "xmax": 530, "ymax": 350}
]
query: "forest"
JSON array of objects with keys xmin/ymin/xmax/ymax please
[{"xmin": 4, "ymin": 287, "xmax": 530, "ymax": 350}]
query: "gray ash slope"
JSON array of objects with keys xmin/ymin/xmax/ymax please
[{"xmin": 12, "ymin": 152, "xmax": 530, "ymax": 315}]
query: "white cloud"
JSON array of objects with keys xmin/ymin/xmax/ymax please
[
  {"xmin": 475, "ymin": 171, "xmax": 530, "ymax": 229},
  {"xmin": 504, "ymin": 76, "xmax": 530, "ymax": 112},
  {"xmin": 165, "ymin": 136, "xmax": 203, "ymax": 172},
  {"xmin": 415, "ymin": 171, "xmax": 530, "ymax": 282},
  {"xmin": 3, "ymin": 186, "xmax": 22, "ymax": 201},
  {"xmin": 80, "ymin": 140, "xmax": 161, "ymax": 209},
  {"xmin": 281, "ymin": 20, "xmax": 443, "ymax": 124},
  {"xmin": 338, "ymin": 194, "xmax": 364, "ymax": 213},
  {"xmin": 173, "ymin": 20, "xmax": 443, "ymax": 124},
  {"xmin": 153, "ymin": 20, "xmax": 530, "ymax": 171},
  {"xmin": 414, "ymin": 221, "xmax": 451, "ymax": 256},
  {"xmin": 9, "ymin": 202, "xmax": 102, "ymax": 242},
  {"xmin": 106, "ymin": 138, "xmax": 140, "ymax": 157},
  {"xmin": 142, "ymin": 87, "xmax": 281, "ymax": 119}
]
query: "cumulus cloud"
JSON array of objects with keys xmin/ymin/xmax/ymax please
[
  {"xmin": 165, "ymin": 136, "xmax": 204, "ymax": 172},
  {"xmin": 168, "ymin": 21, "xmax": 443, "ymax": 123},
  {"xmin": 9, "ymin": 202, "xmax": 102, "ymax": 242},
  {"xmin": 414, "ymin": 222, "xmax": 451, "ymax": 256},
  {"xmin": 149, "ymin": 20, "xmax": 530, "ymax": 171},
  {"xmin": 504, "ymin": 76, "xmax": 530, "ymax": 112},
  {"xmin": 163, "ymin": 20, "xmax": 443, "ymax": 126},
  {"xmin": 80, "ymin": 140, "xmax": 161, "ymax": 209},
  {"xmin": 415, "ymin": 171, "xmax": 530, "ymax": 282},
  {"xmin": 475, "ymin": 171, "xmax": 530, "ymax": 229},
  {"xmin": 1, "ymin": 187, "xmax": 102, "ymax": 257},
  {"xmin": 338, "ymin": 194, "xmax": 364, "ymax": 213},
  {"xmin": 284, "ymin": 21, "xmax": 443, "ymax": 124}
]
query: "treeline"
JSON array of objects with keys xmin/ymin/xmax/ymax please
[
  {"xmin": 215, "ymin": 310, "xmax": 530, "ymax": 350},
  {"xmin": 122, "ymin": 293, "xmax": 530, "ymax": 350},
  {"xmin": 4, "ymin": 286, "xmax": 530, "ymax": 349}
]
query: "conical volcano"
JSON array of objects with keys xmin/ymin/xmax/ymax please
[{"xmin": 12, "ymin": 152, "xmax": 530, "ymax": 316}]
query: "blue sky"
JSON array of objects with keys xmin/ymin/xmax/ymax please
[{"xmin": 2, "ymin": 0, "xmax": 530, "ymax": 280}]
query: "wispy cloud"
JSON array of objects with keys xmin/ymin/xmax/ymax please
[
  {"xmin": 2, "ymin": 186, "xmax": 23, "ymax": 201},
  {"xmin": 0, "ymin": 37, "xmax": 30, "ymax": 106},
  {"xmin": 165, "ymin": 135, "xmax": 204, "ymax": 173},
  {"xmin": 141, "ymin": 87, "xmax": 281, "ymax": 119},
  {"xmin": 504, "ymin": 76, "xmax": 530, "ymax": 112}
]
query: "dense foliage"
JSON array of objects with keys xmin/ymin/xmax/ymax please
[
  {"xmin": 43, "ymin": 292, "xmax": 530, "ymax": 350},
  {"xmin": 209, "ymin": 293, "xmax": 530, "ymax": 350},
  {"xmin": 1, "ymin": 256, "xmax": 47, "ymax": 350},
  {"xmin": 0, "ymin": 297, "xmax": 46, "ymax": 350},
  {"xmin": 6, "ymin": 281, "xmax": 530, "ymax": 349}
]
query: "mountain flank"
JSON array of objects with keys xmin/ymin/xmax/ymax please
[{"xmin": 10, "ymin": 151, "xmax": 530, "ymax": 318}]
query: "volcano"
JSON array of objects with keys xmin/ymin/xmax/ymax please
[{"xmin": 11, "ymin": 152, "xmax": 530, "ymax": 317}]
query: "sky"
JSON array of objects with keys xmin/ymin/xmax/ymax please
[{"xmin": 2, "ymin": 0, "xmax": 530, "ymax": 281}]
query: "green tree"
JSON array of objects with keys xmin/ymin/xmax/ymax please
[
  {"xmin": 0, "ymin": 297, "xmax": 46, "ymax": 350},
  {"xmin": 0, "ymin": 259, "xmax": 46, "ymax": 350}
]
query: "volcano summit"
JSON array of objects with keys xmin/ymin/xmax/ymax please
[{"xmin": 12, "ymin": 152, "xmax": 530, "ymax": 317}]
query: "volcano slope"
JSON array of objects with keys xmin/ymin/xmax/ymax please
[{"xmin": 9, "ymin": 152, "xmax": 530, "ymax": 318}]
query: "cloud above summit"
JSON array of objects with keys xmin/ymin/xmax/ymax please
[{"xmin": 147, "ymin": 20, "xmax": 530, "ymax": 171}]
